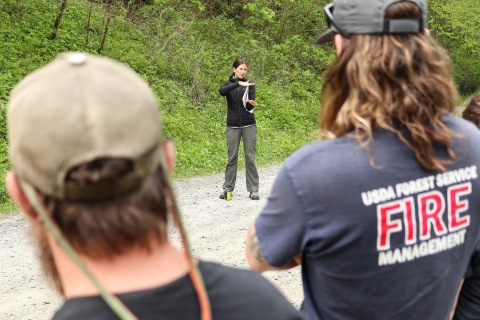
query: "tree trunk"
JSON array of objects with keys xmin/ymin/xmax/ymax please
[
  {"xmin": 98, "ymin": 11, "xmax": 112, "ymax": 53},
  {"xmin": 49, "ymin": 0, "xmax": 68, "ymax": 40},
  {"xmin": 85, "ymin": 2, "xmax": 93, "ymax": 45}
]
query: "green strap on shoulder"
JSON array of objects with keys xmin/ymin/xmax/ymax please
[
  {"xmin": 19, "ymin": 180, "xmax": 138, "ymax": 320},
  {"xmin": 157, "ymin": 157, "xmax": 211, "ymax": 320}
]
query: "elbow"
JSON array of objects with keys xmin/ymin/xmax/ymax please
[{"xmin": 246, "ymin": 246, "xmax": 267, "ymax": 272}]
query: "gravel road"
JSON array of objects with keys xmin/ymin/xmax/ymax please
[{"xmin": 0, "ymin": 164, "xmax": 303, "ymax": 319}]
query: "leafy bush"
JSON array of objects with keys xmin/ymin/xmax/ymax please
[
  {"xmin": 0, "ymin": 104, "xmax": 12, "ymax": 211},
  {"xmin": 429, "ymin": 0, "xmax": 480, "ymax": 94}
]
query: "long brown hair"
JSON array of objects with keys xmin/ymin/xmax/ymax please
[
  {"xmin": 32, "ymin": 159, "xmax": 168, "ymax": 293},
  {"xmin": 320, "ymin": 1, "xmax": 459, "ymax": 171}
]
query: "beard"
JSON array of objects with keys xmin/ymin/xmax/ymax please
[{"xmin": 29, "ymin": 220, "xmax": 64, "ymax": 295}]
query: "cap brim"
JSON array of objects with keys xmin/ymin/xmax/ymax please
[{"xmin": 315, "ymin": 28, "xmax": 336, "ymax": 45}]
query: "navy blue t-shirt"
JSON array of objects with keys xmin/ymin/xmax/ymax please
[{"xmin": 256, "ymin": 115, "xmax": 480, "ymax": 320}]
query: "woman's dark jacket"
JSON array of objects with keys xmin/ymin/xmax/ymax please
[{"xmin": 219, "ymin": 77, "xmax": 256, "ymax": 127}]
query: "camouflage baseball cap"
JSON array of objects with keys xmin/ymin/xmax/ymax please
[{"xmin": 8, "ymin": 53, "xmax": 164, "ymax": 201}]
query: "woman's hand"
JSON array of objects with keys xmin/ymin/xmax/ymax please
[
  {"xmin": 248, "ymin": 100, "xmax": 258, "ymax": 107},
  {"xmin": 239, "ymin": 81, "xmax": 255, "ymax": 87}
]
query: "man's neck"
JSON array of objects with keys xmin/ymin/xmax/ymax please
[{"xmin": 48, "ymin": 235, "xmax": 190, "ymax": 298}]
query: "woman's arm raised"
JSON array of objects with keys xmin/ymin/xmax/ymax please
[{"xmin": 219, "ymin": 81, "xmax": 239, "ymax": 96}]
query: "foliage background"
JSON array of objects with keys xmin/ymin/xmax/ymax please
[{"xmin": 0, "ymin": 0, "xmax": 479, "ymax": 211}]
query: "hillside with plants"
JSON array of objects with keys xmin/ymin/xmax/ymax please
[{"xmin": 1, "ymin": 0, "xmax": 479, "ymax": 211}]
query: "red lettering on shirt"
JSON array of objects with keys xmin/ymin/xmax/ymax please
[
  {"xmin": 448, "ymin": 183, "xmax": 471, "ymax": 232},
  {"xmin": 377, "ymin": 201, "xmax": 403, "ymax": 250},
  {"xmin": 403, "ymin": 197, "xmax": 417, "ymax": 245},
  {"xmin": 418, "ymin": 191, "xmax": 447, "ymax": 240}
]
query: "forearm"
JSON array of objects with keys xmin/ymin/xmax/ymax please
[
  {"xmin": 219, "ymin": 82, "xmax": 239, "ymax": 96},
  {"xmin": 245, "ymin": 86, "xmax": 256, "ymax": 111}
]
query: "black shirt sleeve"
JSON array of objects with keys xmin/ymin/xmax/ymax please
[
  {"xmin": 219, "ymin": 81, "xmax": 239, "ymax": 96},
  {"xmin": 245, "ymin": 84, "xmax": 256, "ymax": 111},
  {"xmin": 454, "ymin": 237, "xmax": 480, "ymax": 320},
  {"xmin": 255, "ymin": 165, "xmax": 308, "ymax": 267}
]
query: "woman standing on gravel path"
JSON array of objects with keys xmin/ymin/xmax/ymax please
[{"xmin": 218, "ymin": 59, "xmax": 260, "ymax": 201}]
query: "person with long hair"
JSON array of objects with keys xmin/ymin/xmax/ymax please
[
  {"xmin": 245, "ymin": 1, "xmax": 480, "ymax": 319},
  {"xmin": 218, "ymin": 59, "xmax": 260, "ymax": 200}
]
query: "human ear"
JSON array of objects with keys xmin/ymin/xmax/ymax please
[
  {"xmin": 334, "ymin": 34, "xmax": 344, "ymax": 55},
  {"xmin": 163, "ymin": 140, "xmax": 176, "ymax": 174},
  {"xmin": 6, "ymin": 171, "xmax": 38, "ymax": 219},
  {"xmin": 424, "ymin": 28, "xmax": 430, "ymax": 36}
]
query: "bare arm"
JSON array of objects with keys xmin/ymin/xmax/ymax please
[{"xmin": 246, "ymin": 224, "xmax": 302, "ymax": 272}]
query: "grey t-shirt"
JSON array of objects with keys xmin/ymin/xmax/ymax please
[
  {"xmin": 52, "ymin": 261, "xmax": 306, "ymax": 320},
  {"xmin": 256, "ymin": 115, "xmax": 480, "ymax": 320}
]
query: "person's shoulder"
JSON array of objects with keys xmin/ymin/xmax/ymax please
[
  {"xmin": 199, "ymin": 261, "xmax": 276, "ymax": 294},
  {"xmin": 221, "ymin": 78, "xmax": 236, "ymax": 85},
  {"xmin": 445, "ymin": 114, "xmax": 480, "ymax": 138},
  {"xmin": 284, "ymin": 137, "xmax": 352, "ymax": 169},
  {"xmin": 199, "ymin": 261, "xmax": 305, "ymax": 320},
  {"xmin": 52, "ymin": 297, "xmax": 109, "ymax": 320}
]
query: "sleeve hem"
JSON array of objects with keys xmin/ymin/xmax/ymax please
[{"xmin": 255, "ymin": 220, "xmax": 285, "ymax": 268}]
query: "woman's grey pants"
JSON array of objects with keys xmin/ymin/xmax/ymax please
[{"xmin": 222, "ymin": 125, "xmax": 259, "ymax": 192}]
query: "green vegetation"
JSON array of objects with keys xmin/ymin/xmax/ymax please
[
  {"xmin": 1, "ymin": 0, "xmax": 479, "ymax": 212},
  {"xmin": 429, "ymin": 0, "xmax": 480, "ymax": 94}
]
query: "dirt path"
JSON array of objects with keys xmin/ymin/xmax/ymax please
[{"xmin": 0, "ymin": 165, "xmax": 303, "ymax": 319}]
